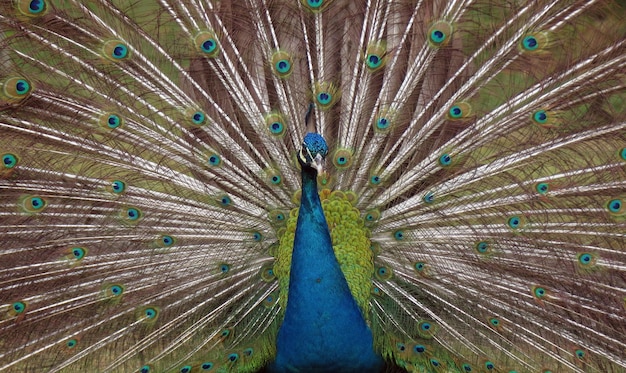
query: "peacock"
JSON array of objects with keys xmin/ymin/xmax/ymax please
[{"xmin": 1, "ymin": 0, "xmax": 625, "ymax": 372}]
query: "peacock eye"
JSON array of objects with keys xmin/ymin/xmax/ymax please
[
  {"xmin": 522, "ymin": 36, "xmax": 538, "ymax": 50},
  {"xmin": 305, "ymin": 0, "xmax": 324, "ymax": 9},
  {"xmin": 2, "ymin": 154, "xmax": 18, "ymax": 168}
]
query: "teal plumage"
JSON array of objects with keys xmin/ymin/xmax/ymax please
[
  {"xmin": 1, "ymin": 0, "xmax": 626, "ymax": 372},
  {"xmin": 272, "ymin": 132, "xmax": 383, "ymax": 372}
]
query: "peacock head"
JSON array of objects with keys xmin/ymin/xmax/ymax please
[{"xmin": 298, "ymin": 132, "xmax": 328, "ymax": 174}]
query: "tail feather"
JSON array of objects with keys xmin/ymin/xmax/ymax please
[{"xmin": 1, "ymin": 0, "xmax": 626, "ymax": 372}]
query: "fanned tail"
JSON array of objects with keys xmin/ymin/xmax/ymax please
[{"xmin": 1, "ymin": 1, "xmax": 625, "ymax": 372}]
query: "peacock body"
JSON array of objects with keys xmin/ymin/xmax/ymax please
[{"xmin": 1, "ymin": 0, "xmax": 626, "ymax": 372}]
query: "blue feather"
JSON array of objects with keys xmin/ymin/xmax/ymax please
[{"xmin": 273, "ymin": 134, "xmax": 384, "ymax": 372}]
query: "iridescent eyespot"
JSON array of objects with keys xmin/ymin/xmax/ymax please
[
  {"xmin": 332, "ymin": 149, "xmax": 352, "ymax": 169},
  {"xmin": 3, "ymin": 77, "xmax": 32, "ymax": 101},
  {"xmin": 413, "ymin": 344, "xmax": 426, "ymax": 354},
  {"xmin": 371, "ymin": 286, "xmax": 382, "ymax": 296},
  {"xmin": 317, "ymin": 92, "xmax": 332, "ymax": 105},
  {"xmin": 375, "ymin": 266, "xmax": 393, "ymax": 280},
  {"xmin": 313, "ymin": 82, "xmax": 340, "ymax": 109},
  {"xmin": 192, "ymin": 111, "xmax": 206, "ymax": 125},
  {"xmin": 532, "ymin": 286, "xmax": 546, "ymax": 298},
  {"xmin": 269, "ymin": 209, "xmax": 286, "ymax": 225},
  {"xmin": 111, "ymin": 180, "xmax": 126, "ymax": 194},
  {"xmin": 376, "ymin": 118, "xmax": 389, "ymax": 129},
  {"xmin": 21, "ymin": 196, "xmax": 47, "ymax": 213},
  {"xmin": 438, "ymin": 153, "xmax": 452, "ymax": 166},
  {"xmin": 522, "ymin": 36, "xmax": 538, "ymax": 51},
  {"xmin": 607, "ymin": 198, "xmax": 623, "ymax": 214},
  {"xmin": 264, "ymin": 293, "xmax": 277, "ymax": 307},
  {"xmin": 575, "ymin": 349, "xmax": 585, "ymax": 359},
  {"xmin": 125, "ymin": 207, "xmax": 141, "ymax": 221},
  {"xmin": 533, "ymin": 110, "xmax": 548, "ymax": 123},
  {"xmin": 161, "ymin": 235, "xmax": 174, "ymax": 247},
  {"xmin": 108, "ymin": 115, "xmax": 120, "ymax": 128},
  {"xmin": 475, "ymin": 241, "xmax": 489, "ymax": 253},
  {"xmin": 261, "ymin": 266, "xmax": 276, "ymax": 282},
  {"xmin": 370, "ymin": 175, "xmax": 381, "ymax": 185},
  {"xmin": 507, "ymin": 215, "xmax": 523, "ymax": 229},
  {"xmin": 207, "ymin": 153, "xmax": 221, "ymax": 166},
  {"xmin": 99, "ymin": 113, "xmax": 123, "ymax": 129},
  {"xmin": 202, "ymin": 40, "xmax": 216, "ymax": 53},
  {"xmin": 109, "ymin": 285, "xmax": 124, "ymax": 296},
  {"xmin": 220, "ymin": 264, "xmax": 230, "ymax": 273},
  {"xmin": 12, "ymin": 301, "xmax": 26, "ymax": 314},
  {"xmin": 577, "ymin": 252, "xmax": 597, "ymax": 269},
  {"xmin": 17, "ymin": 0, "xmax": 48, "ymax": 16},
  {"xmin": 394, "ymin": 230, "xmax": 404, "ymax": 240},
  {"xmin": 218, "ymin": 195, "xmax": 231, "ymax": 207},
  {"xmin": 266, "ymin": 169, "xmax": 282, "ymax": 186},
  {"xmin": 579, "ymin": 253, "xmax": 592, "ymax": 264},
  {"xmin": 103, "ymin": 40, "xmax": 130, "ymax": 61},
  {"xmin": 275, "ymin": 59, "xmax": 291, "ymax": 74},
  {"xmin": 194, "ymin": 31, "xmax": 220, "ymax": 57},
  {"xmin": 144, "ymin": 308, "xmax": 157, "ymax": 318},
  {"xmin": 535, "ymin": 182, "xmax": 549, "ymax": 194},
  {"xmin": 30, "ymin": 197, "xmax": 44, "ymax": 209},
  {"xmin": 418, "ymin": 320, "xmax": 437, "ymax": 338},
  {"xmin": 15, "ymin": 80, "xmax": 29, "ymax": 95},
  {"xmin": 113, "ymin": 44, "xmax": 127, "ymax": 58},
  {"xmin": 71, "ymin": 247, "xmax": 86, "ymax": 260},
  {"xmin": 303, "ymin": 0, "xmax": 324, "ymax": 10},
  {"xmin": 265, "ymin": 112, "xmax": 287, "ymax": 137},
  {"xmin": 270, "ymin": 121, "xmax": 283, "ymax": 134},
  {"xmin": 2, "ymin": 154, "xmax": 18, "ymax": 169},
  {"xmin": 427, "ymin": 21, "xmax": 452, "ymax": 47},
  {"xmin": 364, "ymin": 209, "xmax": 380, "ymax": 223},
  {"xmin": 366, "ymin": 54, "xmax": 382, "ymax": 69},
  {"xmin": 449, "ymin": 105, "xmax": 463, "ymax": 118},
  {"xmin": 431, "ymin": 30, "xmax": 446, "ymax": 44}
]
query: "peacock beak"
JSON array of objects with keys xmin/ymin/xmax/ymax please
[
  {"xmin": 298, "ymin": 144, "xmax": 326, "ymax": 174},
  {"xmin": 312, "ymin": 153, "xmax": 325, "ymax": 174}
]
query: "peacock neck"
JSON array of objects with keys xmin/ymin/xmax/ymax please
[{"xmin": 271, "ymin": 166, "xmax": 384, "ymax": 373}]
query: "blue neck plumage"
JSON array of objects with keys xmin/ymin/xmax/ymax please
[{"xmin": 271, "ymin": 165, "xmax": 384, "ymax": 373}]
